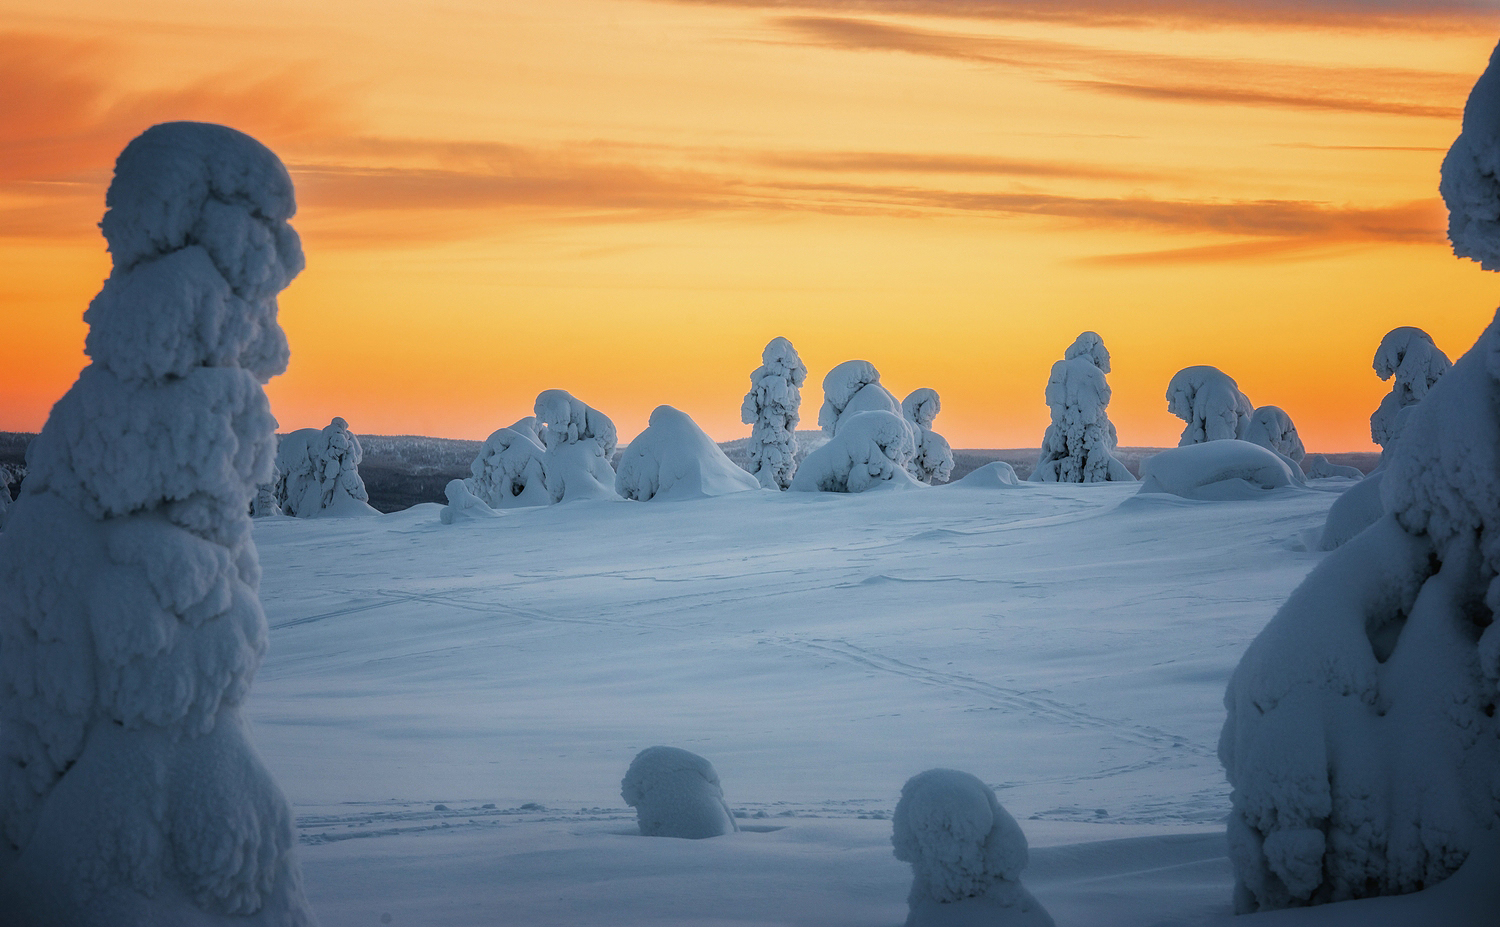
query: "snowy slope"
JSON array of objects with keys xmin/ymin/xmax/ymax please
[{"xmin": 244, "ymin": 481, "xmax": 1484, "ymax": 925}]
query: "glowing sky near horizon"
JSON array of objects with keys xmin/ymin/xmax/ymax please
[{"xmin": 2, "ymin": 0, "xmax": 1499, "ymax": 450}]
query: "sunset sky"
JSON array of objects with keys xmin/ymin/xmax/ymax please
[{"xmin": 3, "ymin": 0, "xmax": 1499, "ymax": 450}]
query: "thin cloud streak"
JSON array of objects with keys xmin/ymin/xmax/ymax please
[{"xmin": 1060, "ymin": 79, "xmax": 1459, "ymax": 119}]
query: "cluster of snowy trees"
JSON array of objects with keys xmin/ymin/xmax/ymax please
[
  {"xmin": 263, "ymin": 416, "xmax": 380, "ymax": 518},
  {"xmin": 0, "ymin": 122, "xmax": 314, "ymax": 924}
]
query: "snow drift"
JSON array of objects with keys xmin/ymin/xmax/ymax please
[
  {"xmin": 620, "ymin": 746, "xmax": 737, "ymax": 839},
  {"xmin": 1031, "ymin": 332, "xmax": 1133, "ymax": 483},
  {"xmin": 952, "ymin": 461, "xmax": 1023, "ymax": 489},
  {"xmin": 467, "ymin": 417, "xmax": 549, "ymax": 509},
  {"xmin": 1303, "ymin": 454, "xmax": 1363, "ymax": 481},
  {"xmin": 901, "ymin": 389, "xmax": 954, "ymax": 485},
  {"xmin": 1221, "ymin": 309, "xmax": 1500, "ymax": 912},
  {"xmin": 1441, "ymin": 38, "xmax": 1500, "ymax": 270},
  {"xmin": 1369, "ymin": 328, "xmax": 1451, "ymax": 450},
  {"xmin": 616, "ymin": 405, "xmax": 760, "ymax": 502},
  {"xmin": 1165, "ymin": 366, "xmax": 1253, "ymax": 446},
  {"xmin": 1137, "ymin": 441, "xmax": 1300, "ymax": 501},
  {"xmin": 535, "ymin": 390, "xmax": 620, "ymax": 503},
  {"xmin": 892, "ymin": 768, "xmax": 1053, "ymax": 927},
  {"xmin": 790, "ymin": 410, "xmax": 923, "ymax": 494},
  {"xmin": 0, "ymin": 122, "xmax": 314, "ymax": 924},
  {"xmin": 741, "ymin": 337, "xmax": 807, "ymax": 490}
]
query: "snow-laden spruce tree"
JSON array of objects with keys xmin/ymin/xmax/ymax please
[
  {"xmin": 901, "ymin": 389, "xmax": 954, "ymax": 485},
  {"xmin": 1031, "ymin": 332, "xmax": 1133, "ymax": 482},
  {"xmin": 790, "ymin": 410, "xmax": 923, "ymax": 493},
  {"xmin": 1242, "ymin": 405, "xmax": 1306, "ymax": 473},
  {"xmin": 1369, "ymin": 328, "xmax": 1452, "ymax": 450},
  {"xmin": 534, "ymin": 389, "xmax": 620, "ymax": 502},
  {"xmin": 251, "ymin": 477, "xmax": 281, "ymax": 517},
  {"xmin": 740, "ymin": 336, "xmax": 807, "ymax": 490},
  {"xmin": 1222, "ymin": 55, "xmax": 1500, "ymax": 912},
  {"xmin": 620, "ymin": 746, "xmax": 737, "ymax": 839},
  {"xmin": 467, "ymin": 416, "xmax": 549, "ymax": 508},
  {"xmin": 273, "ymin": 419, "xmax": 377, "ymax": 517},
  {"xmin": 0, "ymin": 122, "xmax": 314, "ymax": 924},
  {"xmin": 892, "ymin": 769, "xmax": 1054, "ymax": 927},
  {"xmin": 616, "ymin": 405, "xmax": 759, "ymax": 502},
  {"xmin": 818, "ymin": 359, "xmax": 904, "ymax": 435},
  {"xmin": 1165, "ymin": 365, "xmax": 1254, "ymax": 446},
  {"xmin": 0, "ymin": 466, "xmax": 14, "ymax": 529}
]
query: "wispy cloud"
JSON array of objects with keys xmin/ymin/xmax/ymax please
[{"xmin": 774, "ymin": 16, "xmax": 1468, "ymax": 119}]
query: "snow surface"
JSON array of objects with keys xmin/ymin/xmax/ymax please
[
  {"xmin": 223, "ymin": 467, "xmax": 1500, "ymax": 925},
  {"xmin": 615, "ymin": 405, "xmax": 760, "ymax": 502},
  {"xmin": 620, "ymin": 746, "xmax": 738, "ymax": 839},
  {"xmin": 1315, "ymin": 470, "xmax": 1384, "ymax": 551},
  {"xmin": 467, "ymin": 417, "xmax": 549, "ymax": 509},
  {"xmin": 1032, "ymin": 333, "xmax": 1133, "ymax": 483},
  {"xmin": 1441, "ymin": 38, "xmax": 1500, "ymax": 270},
  {"xmin": 741, "ymin": 337, "xmax": 807, "ymax": 491},
  {"xmin": 0, "ymin": 122, "xmax": 312, "ymax": 924},
  {"xmin": 789, "ymin": 410, "xmax": 923, "ymax": 493},
  {"xmin": 1138, "ymin": 441, "xmax": 1302, "ymax": 502},
  {"xmin": 1166, "ymin": 367, "xmax": 1254, "ymax": 447}
]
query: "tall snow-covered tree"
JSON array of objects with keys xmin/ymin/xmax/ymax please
[
  {"xmin": 0, "ymin": 122, "xmax": 314, "ymax": 924},
  {"xmin": 901, "ymin": 388, "xmax": 954, "ymax": 485},
  {"xmin": 1031, "ymin": 332, "xmax": 1132, "ymax": 482},
  {"xmin": 1165, "ymin": 365, "xmax": 1254, "ymax": 446},
  {"xmin": 740, "ymin": 336, "xmax": 807, "ymax": 490}
]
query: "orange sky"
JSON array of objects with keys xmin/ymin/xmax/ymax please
[{"xmin": 2, "ymin": 0, "xmax": 1498, "ymax": 450}]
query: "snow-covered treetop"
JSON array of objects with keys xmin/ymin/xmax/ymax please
[
  {"xmin": 1243, "ymin": 406, "xmax": 1305, "ymax": 463},
  {"xmin": 87, "ymin": 122, "xmax": 302, "ymax": 386},
  {"xmin": 757, "ymin": 336, "xmax": 807, "ymax": 384},
  {"xmin": 901, "ymin": 388, "xmax": 941, "ymax": 428},
  {"xmin": 535, "ymin": 389, "xmax": 617, "ymax": 455},
  {"xmin": 1373, "ymin": 327, "xmax": 1451, "ymax": 397},
  {"xmin": 892, "ymin": 768, "xmax": 1029, "ymax": 904},
  {"xmin": 818, "ymin": 359, "xmax": 891, "ymax": 433},
  {"xmin": 1441, "ymin": 39, "xmax": 1500, "ymax": 270},
  {"xmin": 1063, "ymin": 331, "xmax": 1110, "ymax": 373},
  {"xmin": 1165, "ymin": 365, "xmax": 1253, "ymax": 445}
]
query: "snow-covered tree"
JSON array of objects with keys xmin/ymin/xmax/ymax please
[
  {"xmin": 1242, "ymin": 405, "xmax": 1306, "ymax": 475},
  {"xmin": 440, "ymin": 478, "xmax": 500, "ymax": 524},
  {"xmin": 789, "ymin": 410, "xmax": 922, "ymax": 493},
  {"xmin": 892, "ymin": 769, "xmax": 1054, "ymax": 927},
  {"xmin": 251, "ymin": 476, "xmax": 282, "ymax": 517},
  {"xmin": 535, "ymin": 389, "xmax": 619, "ymax": 502},
  {"xmin": 616, "ymin": 405, "xmax": 760, "ymax": 501},
  {"xmin": 901, "ymin": 389, "xmax": 954, "ymax": 485},
  {"xmin": 468, "ymin": 416, "xmax": 548, "ymax": 508},
  {"xmin": 0, "ymin": 466, "xmax": 15, "ymax": 529},
  {"xmin": 1165, "ymin": 365, "xmax": 1254, "ymax": 446},
  {"xmin": 1369, "ymin": 328, "xmax": 1451, "ymax": 450},
  {"xmin": 274, "ymin": 418, "xmax": 378, "ymax": 517},
  {"xmin": 1441, "ymin": 38, "xmax": 1500, "ymax": 271},
  {"xmin": 1031, "ymin": 332, "xmax": 1133, "ymax": 483},
  {"xmin": 741, "ymin": 336, "xmax": 807, "ymax": 490},
  {"xmin": 0, "ymin": 122, "xmax": 314, "ymax": 923},
  {"xmin": 620, "ymin": 746, "xmax": 737, "ymax": 839},
  {"xmin": 818, "ymin": 359, "xmax": 903, "ymax": 435}
]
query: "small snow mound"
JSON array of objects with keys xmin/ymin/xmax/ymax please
[
  {"xmin": 1165, "ymin": 366, "xmax": 1253, "ymax": 446},
  {"xmin": 789, "ymin": 410, "xmax": 923, "ymax": 493},
  {"xmin": 1441, "ymin": 39, "xmax": 1500, "ymax": 270},
  {"xmin": 1137, "ymin": 441, "xmax": 1299, "ymax": 501},
  {"xmin": 616, "ymin": 405, "xmax": 759, "ymax": 502},
  {"xmin": 440, "ymin": 479, "xmax": 499, "ymax": 524},
  {"xmin": 620, "ymin": 746, "xmax": 737, "ymax": 839},
  {"xmin": 951, "ymin": 461, "xmax": 1023, "ymax": 489},
  {"xmin": 892, "ymin": 769, "xmax": 1053, "ymax": 926},
  {"xmin": 1303, "ymin": 454, "xmax": 1363, "ymax": 481}
]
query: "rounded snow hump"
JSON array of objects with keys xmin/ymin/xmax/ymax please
[{"xmin": 621, "ymin": 745, "xmax": 738, "ymax": 839}]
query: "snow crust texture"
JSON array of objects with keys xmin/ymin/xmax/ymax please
[
  {"xmin": 740, "ymin": 337, "xmax": 807, "ymax": 490},
  {"xmin": 0, "ymin": 122, "xmax": 313, "ymax": 924},
  {"xmin": 620, "ymin": 746, "xmax": 738, "ymax": 839},
  {"xmin": 1165, "ymin": 366, "xmax": 1253, "ymax": 447},
  {"xmin": 274, "ymin": 418, "xmax": 378, "ymax": 518},
  {"xmin": 901, "ymin": 389, "xmax": 954, "ymax": 485},
  {"xmin": 1441, "ymin": 39, "xmax": 1500, "ymax": 270},
  {"xmin": 1221, "ymin": 310, "xmax": 1500, "ymax": 913},
  {"xmin": 1137, "ymin": 441, "xmax": 1299, "ymax": 501},
  {"xmin": 1032, "ymin": 333, "xmax": 1133, "ymax": 483},
  {"xmin": 616, "ymin": 405, "xmax": 760, "ymax": 502},
  {"xmin": 790, "ymin": 410, "xmax": 923, "ymax": 494},
  {"xmin": 1369, "ymin": 327, "xmax": 1451, "ymax": 450},
  {"xmin": 892, "ymin": 769, "xmax": 1053, "ymax": 927},
  {"xmin": 535, "ymin": 390, "xmax": 620, "ymax": 502},
  {"xmin": 467, "ymin": 417, "xmax": 549, "ymax": 509}
]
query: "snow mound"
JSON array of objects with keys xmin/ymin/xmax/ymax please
[
  {"xmin": 1370, "ymin": 328, "xmax": 1451, "ymax": 450},
  {"xmin": 1137, "ymin": 441, "xmax": 1299, "ymax": 501},
  {"xmin": 789, "ymin": 410, "xmax": 924, "ymax": 494},
  {"xmin": 951, "ymin": 461, "xmax": 1023, "ymax": 489},
  {"xmin": 1032, "ymin": 332, "xmax": 1133, "ymax": 483},
  {"xmin": 902, "ymin": 389, "xmax": 954, "ymax": 485},
  {"xmin": 818, "ymin": 360, "xmax": 903, "ymax": 435},
  {"xmin": 535, "ymin": 390, "xmax": 620, "ymax": 503},
  {"xmin": 1165, "ymin": 366, "xmax": 1253, "ymax": 446},
  {"xmin": 620, "ymin": 746, "xmax": 737, "ymax": 839},
  {"xmin": 1317, "ymin": 471, "xmax": 1386, "ymax": 551},
  {"xmin": 616, "ymin": 405, "xmax": 760, "ymax": 502},
  {"xmin": 741, "ymin": 337, "xmax": 807, "ymax": 490},
  {"xmin": 1441, "ymin": 39, "xmax": 1500, "ymax": 270},
  {"xmin": 0, "ymin": 122, "xmax": 313, "ymax": 924},
  {"xmin": 440, "ymin": 479, "xmax": 500, "ymax": 524},
  {"xmin": 468, "ymin": 417, "xmax": 549, "ymax": 509},
  {"xmin": 1221, "ymin": 309, "xmax": 1500, "ymax": 912},
  {"xmin": 1303, "ymin": 454, "xmax": 1363, "ymax": 481},
  {"xmin": 892, "ymin": 769, "xmax": 1054, "ymax": 927}
]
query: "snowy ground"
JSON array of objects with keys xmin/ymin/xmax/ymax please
[{"xmin": 246, "ymin": 479, "xmax": 1482, "ymax": 926}]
